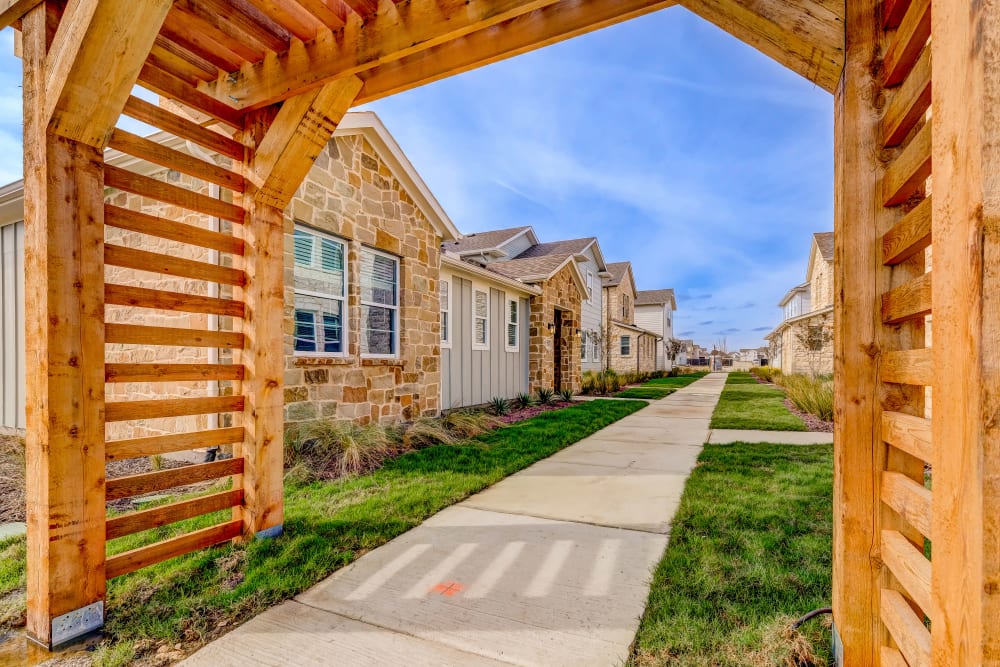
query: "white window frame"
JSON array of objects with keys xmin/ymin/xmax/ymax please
[
  {"xmin": 472, "ymin": 283, "xmax": 490, "ymax": 351},
  {"xmin": 586, "ymin": 270, "xmax": 594, "ymax": 302},
  {"xmin": 292, "ymin": 225, "xmax": 347, "ymax": 357},
  {"xmin": 621, "ymin": 335, "xmax": 632, "ymax": 357},
  {"xmin": 360, "ymin": 246, "xmax": 400, "ymax": 359},
  {"xmin": 505, "ymin": 297, "xmax": 519, "ymax": 352},
  {"xmin": 580, "ymin": 330, "xmax": 588, "ymax": 362},
  {"xmin": 440, "ymin": 275, "xmax": 452, "ymax": 349}
]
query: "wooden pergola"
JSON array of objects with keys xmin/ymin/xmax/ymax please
[{"xmin": 1, "ymin": 0, "xmax": 994, "ymax": 663}]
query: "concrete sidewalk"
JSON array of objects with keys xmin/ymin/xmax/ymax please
[
  {"xmin": 708, "ymin": 429, "xmax": 833, "ymax": 445},
  {"xmin": 182, "ymin": 373, "xmax": 728, "ymax": 667}
]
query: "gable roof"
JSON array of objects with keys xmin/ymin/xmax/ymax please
[
  {"xmin": 602, "ymin": 262, "xmax": 631, "ymax": 287},
  {"xmin": 813, "ymin": 232, "xmax": 834, "ymax": 261},
  {"xmin": 441, "ymin": 226, "xmax": 535, "ymax": 257},
  {"xmin": 636, "ymin": 289, "xmax": 676, "ymax": 309},
  {"xmin": 515, "ymin": 236, "xmax": 607, "ymax": 268},
  {"xmin": 484, "ymin": 253, "xmax": 588, "ymax": 298}
]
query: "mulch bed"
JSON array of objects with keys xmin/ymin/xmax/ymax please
[{"xmin": 497, "ymin": 401, "xmax": 574, "ymax": 424}]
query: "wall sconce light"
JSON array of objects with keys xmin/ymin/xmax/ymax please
[
  {"xmin": 547, "ymin": 322, "xmax": 555, "ymax": 332},
  {"xmin": 575, "ymin": 328, "xmax": 581, "ymax": 336}
]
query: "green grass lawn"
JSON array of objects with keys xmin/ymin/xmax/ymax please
[
  {"xmin": 0, "ymin": 399, "xmax": 645, "ymax": 663},
  {"xmin": 629, "ymin": 443, "xmax": 833, "ymax": 667},
  {"xmin": 645, "ymin": 371, "xmax": 708, "ymax": 388},
  {"xmin": 616, "ymin": 387, "xmax": 677, "ymax": 400},
  {"xmin": 710, "ymin": 372, "xmax": 807, "ymax": 431}
]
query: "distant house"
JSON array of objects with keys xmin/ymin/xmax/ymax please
[
  {"xmin": 440, "ymin": 226, "xmax": 589, "ymax": 398},
  {"xmin": 766, "ymin": 232, "xmax": 834, "ymax": 375},
  {"xmin": 635, "ymin": 289, "xmax": 678, "ymax": 371},
  {"xmin": 601, "ymin": 262, "xmax": 661, "ymax": 375}
]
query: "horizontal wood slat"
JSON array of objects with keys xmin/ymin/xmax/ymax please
[
  {"xmin": 121, "ymin": 95, "xmax": 245, "ymax": 161},
  {"xmin": 105, "ymin": 244, "xmax": 246, "ymax": 286},
  {"xmin": 880, "ymin": 646, "xmax": 910, "ymax": 667},
  {"xmin": 882, "ymin": 471, "xmax": 933, "ymax": 540},
  {"xmin": 881, "ymin": 0, "xmax": 909, "ymax": 29},
  {"xmin": 882, "ymin": 348, "xmax": 933, "ymax": 386},
  {"xmin": 882, "ymin": 196, "xmax": 932, "ymax": 265},
  {"xmin": 881, "ymin": 588, "xmax": 931, "ymax": 667},
  {"xmin": 106, "ymin": 323, "xmax": 245, "ymax": 349},
  {"xmin": 106, "ymin": 489, "xmax": 242, "ymax": 540},
  {"xmin": 109, "ymin": 128, "xmax": 244, "ymax": 192},
  {"xmin": 882, "ymin": 272, "xmax": 932, "ymax": 323},
  {"xmin": 138, "ymin": 63, "xmax": 243, "ymax": 129},
  {"xmin": 883, "ymin": 47, "xmax": 930, "ymax": 147},
  {"xmin": 882, "ymin": 411, "xmax": 932, "ymax": 462},
  {"xmin": 883, "ymin": 122, "xmax": 931, "ymax": 206},
  {"xmin": 106, "ymin": 427, "xmax": 245, "ymax": 461},
  {"xmin": 106, "ymin": 363, "xmax": 245, "ymax": 383},
  {"xmin": 105, "ymin": 165, "xmax": 245, "ymax": 223},
  {"xmin": 105, "ymin": 205, "xmax": 245, "ymax": 256},
  {"xmin": 106, "ymin": 519, "xmax": 243, "ymax": 579},
  {"xmin": 105, "ymin": 283, "xmax": 246, "ymax": 318},
  {"xmin": 105, "ymin": 395, "xmax": 245, "ymax": 422},
  {"xmin": 106, "ymin": 458, "xmax": 244, "ymax": 501},
  {"xmin": 881, "ymin": 529, "xmax": 932, "ymax": 614},
  {"xmin": 883, "ymin": 0, "xmax": 930, "ymax": 86}
]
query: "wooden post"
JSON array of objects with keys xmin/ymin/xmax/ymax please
[
  {"xmin": 931, "ymin": 0, "xmax": 1000, "ymax": 662},
  {"xmin": 20, "ymin": 0, "xmax": 170, "ymax": 647},
  {"xmin": 238, "ymin": 76, "xmax": 363, "ymax": 537}
]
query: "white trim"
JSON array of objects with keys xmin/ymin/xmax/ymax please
[
  {"xmin": 360, "ymin": 245, "xmax": 400, "ymax": 359},
  {"xmin": 586, "ymin": 269, "xmax": 594, "ymax": 302},
  {"xmin": 471, "ymin": 281, "xmax": 490, "ymax": 351},
  {"xmin": 441, "ymin": 253, "xmax": 540, "ymax": 296},
  {"xmin": 505, "ymin": 296, "xmax": 519, "ymax": 352},
  {"xmin": 580, "ymin": 330, "xmax": 588, "ymax": 362},
  {"xmin": 292, "ymin": 225, "xmax": 347, "ymax": 357},
  {"xmin": 440, "ymin": 273, "xmax": 452, "ymax": 349}
]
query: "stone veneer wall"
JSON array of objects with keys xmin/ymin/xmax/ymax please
[
  {"xmin": 777, "ymin": 313, "xmax": 834, "ymax": 376},
  {"xmin": 283, "ymin": 135, "xmax": 442, "ymax": 426},
  {"xmin": 604, "ymin": 323, "xmax": 657, "ymax": 375},
  {"xmin": 809, "ymin": 257, "xmax": 834, "ymax": 311},
  {"xmin": 527, "ymin": 263, "xmax": 581, "ymax": 393}
]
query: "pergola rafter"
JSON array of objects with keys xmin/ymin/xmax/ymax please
[{"xmin": 3, "ymin": 0, "xmax": 998, "ymax": 663}]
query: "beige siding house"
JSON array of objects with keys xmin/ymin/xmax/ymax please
[
  {"xmin": 634, "ymin": 289, "xmax": 677, "ymax": 371},
  {"xmin": 601, "ymin": 262, "xmax": 660, "ymax": 375},
  {"xmin": 766, "ymin": 232, "xmax": 834, "ymax": 375}
]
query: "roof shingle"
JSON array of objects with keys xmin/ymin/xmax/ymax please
[
  {"xmin": 636, "ymin": 289, "xmax": 676, "ymax": 306},
  {"xmin": 441, "ymin": 226, "xmax": 531, "ymax": 255},
  {"xmin": 484, "ymin": 254, "xmax": 573, "ymax": 281},
  {"xmin": 602, "ymin": 262, "xmax": 631, "ymax": 286},
  {"xmin": 515, "ymin": 237, "xmax": 595, "ymax": 259},
  {"xmin": 814, "ymin": 232, "xmax": 834, "ymax": 261}
]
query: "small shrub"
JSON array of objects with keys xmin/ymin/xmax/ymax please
[
  {"xmin": 403, "ymin": 417, "xmax": 458, "ymax": 449},
  {"xmin": 514, "ymin": 392, "xmax": 535, "ymax": 409},
  {"xmin": 750, "ymin": 365, "xmax": 782, "ymax": 383},
  {"xmin": 535, "ymin": 387, "xmax": 555, "ymax": 405},
  {"xmin": 558, "ymin": 388, "xmax": 574, "ymax": 402},
  {"xmin": 581, "ymin": 371, "xmax": 598, "ymax": 395},
  {"xmin": 443, "ymin": 410, "xmax": 501, "ymax": 438},
  {"xmin": 603, "ymin": 369, "xmax": 621, "ymax": 393},
  {"xmin": 488, "ymin": 396, "xmax": 511, "ymax": 416},
  {"xmin": 286, "ymin": 420, "xmax": 394, "ymax": 481}
]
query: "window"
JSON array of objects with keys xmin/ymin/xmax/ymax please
[
  {"xmin": 473, "ymin": 287, "xmax": 489, "ymax": 349},
  {"xmin": 440, "ymin": 278, "xmax": 451, "ymax": 347},
  {"xmin": 621, "ymin": 294, "xmax": 630, "ymax": 320},
  {"xmin": 360, "ymin": 247, "xmax": 399, "ymax": 357},
  {"xmin": 293, "ymin": 227, "xmax": 345, "ymax": 355},
  {"xmin": 580, "ymin": 331, "xmax": 588, "ymax": 362},
  {"xmin": 586, "ymin": 270, "xmax": 594, "ymax": 301},
  {"xmin": 506, "ymin": 298, "xmax": 519, "ymax": 351},
  {"xmin": 621, "ymin": 335, "xmax": 631, "ymax": 356}
]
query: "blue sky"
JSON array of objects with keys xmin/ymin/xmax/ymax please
[{"xmin": 0, "ymin": 6, "xmax": 833, "ymax": 350}]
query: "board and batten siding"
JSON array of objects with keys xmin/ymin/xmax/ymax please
[
  {"xmin": 0, "ymin": 221, "xmax": 25, "ymax": 430},
  {"xmin": 441, "ymin": 275, "xmax": 529, "ymax": 409}
]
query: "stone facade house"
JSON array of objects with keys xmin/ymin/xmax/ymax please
[
  {"xmin": 440, "ymin": 227, "xmax": 589, "ymax": 393},
  {"xmin": 634, "ymin": 289, "xmax": 678, "ymax": 371},
  {"xmin": 0, "ymin": 112, "xmax": 461, "ymax": 433},
  {"xmin": 766, "ymin": 232, "xmax": 834, "ymax": 375},
  {"xmin": 601, "ymin": 262, "xmax": 660, "ymax": 375}
]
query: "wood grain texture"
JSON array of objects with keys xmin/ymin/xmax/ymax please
[
  {"xmin": 105, "ymin": 323, "xmax": 244, "ymax": 349},
  {"xmin": 104, "ymin": 165, "xmax": 245, "ymax": 223},
  {"xmin": 106, "ymin": 427, "xmax": 245, "ymax": 461},
  {"xmin": 881, "ymin": 348, "xmax": 932, "ymax": 386},
  {"xmin": 106, "ymin": 489, "xmax": 243, "ymax": 539},
  {"xmin": 105, "ymin": 519, "xmax": 242, "ymax": 579},
  {"xmin": 105, "ymin": 363, "xmax": 245, "ymax": 383},
  {"xmin": 881, "ymin": 588, "xmax": 931, "ymax": 667},
  {"xmin": 105, "ymin": 283, "xmax": 246, "ymax": 318},
  {"xmin": 881, "ymin": 529, "xmax": 932, "ymax": 616},
  {"xmin": 105, "ymin": 395, "xmax": 245, "ymax": 422},
  {"xmin": 882, "ymin": 121, "xmax": 931, "ymax": 206},
  {"xmin": 930, "ymin": 1, "xmax": 1000, "ymax": 662},
  {"xmin": 105, "ymin": 244, "xmax": 247, "ymax": 286},
  {"xmin": 139, "ymin": 62, "xmax": 243, "ymax": 129},
  {"xmin": 106, "ymin": 458, "xmax": 243, "ymax": 500},
  {"xmin": 881, "ymin": 271, "xmax": 931, "ymax": 324},
  {"xmin": 880, "ymin": 196, "xmax": 931, "ymax": 265},
  {"xmin": 121, "ymin": 95, "xmax": 245, "ymax": 161},
  {"xmin": 881, "ymin": 471, "xmax": 932, "ymax": 540},
  {"xmin": 108, "ymin": 128, "xmax": 244, "ymax": 192},
  {"xmin": 882, "ymin": 46, "xmax": 930, "ymax": 148},
  {"xmin": 0, "ymin": 0, "xmax": 41, "ymax": 30},
  {"xmin": 104, "ymin": 205, "xmax": 245, "ymax": 256},
  {"xmin": 679, "ymin": 0, "xmax": 844, "ymax": 93},
  {"xmin": 883, "ymin": 0, "xmax": 930, "ymax": 87},
  {"xmin": 881, "ymin": 411, "xmax": 932, "ymax": 463}
]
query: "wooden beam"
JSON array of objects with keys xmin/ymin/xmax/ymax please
[
  {"xmin": 44, "ymin": 0, "xmax": 172, "ymax": 147},
  {"xmin": 105, "ymin": 520, "xmax": 243, "ymax": 579},
  {"xmin": 357, "ymin": 0, "xmax": 677, "ymax": 104},
  {"xmin": 22, "ymin": 2, "xmax": 107, "ymax": 647},
  {"xmin": 678, "ymin": 0, "xmax": 844, "ymax": 93},
  {"xmin": 202, "ymin": 0, "xmax": 565, "ymax": 109},
  {"xmin": 0, "ymin": 0, "xmax": 41, "ymax": 30},
  {"xmin": 931, "ymin": 0, "xmax": 1000, "ymax": 663}
]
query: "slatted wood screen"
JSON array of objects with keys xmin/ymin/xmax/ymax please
[{"xmin": 101, "ymin": 90, "xmax": 250, "ymax": 579}]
